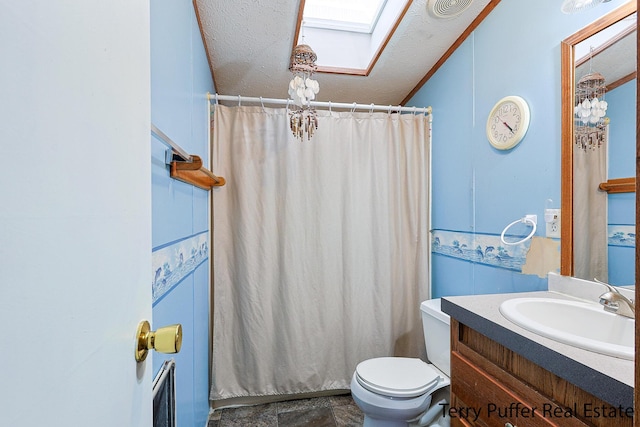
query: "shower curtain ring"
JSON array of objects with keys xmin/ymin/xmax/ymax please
[
  {"xmin": 369, "ymin": 103, "xmax": 374, "ymax": 114},
  {"xmin": 260, "ymin": 97, "xmax": 266, "ymax": 112},
  {"xmin": 351, "ymin": 102, "xmax": 357, "ymax": 113},
  {"xmin": 388, "ymin": 105, "xmax": 392, "ymax": 116},
  {"xmin": 328, "ymin": 101, "xmax": 332, "ymax": 113},
  {"xmin": 237, "ymin": 95, "xmax": 241, "ymax": 106},
  {"xmin": 214, "ymin": 93, "xmax": 219, "ymax": 105}
]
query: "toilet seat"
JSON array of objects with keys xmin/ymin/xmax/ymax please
[{"xmin": 355, "ymin": 357, "xmax": 442, "ymax": 398}]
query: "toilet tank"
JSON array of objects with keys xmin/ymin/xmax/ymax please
[{"xmin": 420, "ymin": 298, "xmax": 450, "ymax": 377}]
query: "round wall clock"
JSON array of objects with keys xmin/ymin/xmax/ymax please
[{"xmin": 486, "ymin": 95, "xmax": 530, "ymax": 150}]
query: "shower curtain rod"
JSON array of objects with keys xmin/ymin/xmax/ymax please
[{"xmin": 208, "ymin": 93, "xmax": 431, "ymax": 115}]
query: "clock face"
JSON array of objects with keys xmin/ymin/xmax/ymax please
[{"xmin": 486, "ymin": 96, "xmax": 530, "ymax": 150}]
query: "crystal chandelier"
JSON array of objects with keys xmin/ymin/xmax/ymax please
[{"xmin": 288, "ymin": 42, "xmax": 320, "ymax": 141}]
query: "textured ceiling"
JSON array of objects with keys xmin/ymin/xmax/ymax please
[
  {"xmin": 195, "ymin": 0, "xmax": 493, "ymax": 107},
  {"xmin": 575, "ymin": 26, "xmax": 636, "ymax": 89}
]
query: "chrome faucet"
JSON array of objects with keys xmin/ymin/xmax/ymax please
[{"xmin": 595, "ymin": 278, "xmax": 635, "ymax": 319}]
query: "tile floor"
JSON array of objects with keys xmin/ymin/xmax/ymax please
[{"xmin": 207, "ymin": 394, "xmax": 364, "ymax": 427}]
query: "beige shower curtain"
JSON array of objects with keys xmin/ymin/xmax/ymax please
[
  {"xmin": 210, "ymin": 104, "xmax": 431, "ymax": 403},
  {"xmin": 573, "ymin": 127, "xmax": 608, "ymax": 281}
]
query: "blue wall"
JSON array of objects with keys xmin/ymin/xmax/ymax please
[
  {"xmin": 407, "ymin": 0, "xmax": 632, "ymax": 297},
  {"xmin": 606, "ymin": 80, "xmax": 636, "ymax": 286},
  {"xmin": 144, "ymin": 1, "xmax": 636, "ymax": 420},
  {"xmin": 151, "ymin": 0, "xmax": 213, "ymax": 426},
  {"xmin": 608, "ymin": 80, "xmax": 636, "ymax": 178}
]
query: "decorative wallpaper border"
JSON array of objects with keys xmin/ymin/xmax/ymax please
[
  {"xmin": 152, "ymin": 232, "xmax": 209, "ymax": 305},
  {"xmin": 431, "ymin": 229, "xmax": 531, "ymax": 272},
  {"xmin": 608, "ymin": 225, "xmax": 635, "ymax": 248}
]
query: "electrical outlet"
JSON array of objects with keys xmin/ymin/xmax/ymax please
[{"xmin": 545, "ymin": 208, "xmax": 561, "ymax": 238}]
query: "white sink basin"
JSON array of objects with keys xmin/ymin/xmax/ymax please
[{"xmin": 499, "ymin": 297, "xmax": 634, "ymax": 360}]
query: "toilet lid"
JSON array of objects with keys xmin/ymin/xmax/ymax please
[{"xmin": 355, "ymin": 357, "xmax": 442, "ymax": 398}]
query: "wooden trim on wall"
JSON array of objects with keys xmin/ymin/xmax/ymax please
[
  {"xmin": 193, "ymin": 0, "xmax": 218, "ymax": 91},
  {"xmin": 561, "ymin": 40, "xmax": 575, "ymax": 277},
  {"xmin": 363, "ymin": 0, "xmax": 412, "ymax": 76},
  {"xmin": 635, "ymin": 1, "xmax": 639, "ymax": 425},
  {"xmin": 607, "ymin": 71, "xmax": 637, "ymax": 92},
  {"xmin": 400, "ymin": 0, "xmax": 502, "ymax": 105},
  {"xmin": 315, "ymin": 66, "xmax": 368, "ymax": 76},
  {"xmin": 292, "ymin": 0, "xmax": 305, "ymax": 58},
  {"xmin": 564, "ymin": 2, "xmax": 636, "ymax": 46}
]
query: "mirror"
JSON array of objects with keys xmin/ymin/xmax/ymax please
[{"xmin": 560, "ymin": 2, "xmax": 637, "ymax": 285}]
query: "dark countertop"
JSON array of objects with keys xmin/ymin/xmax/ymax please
[{"xmin": 442, "ymin": 291, "xmax": 633, "ymax": 409}]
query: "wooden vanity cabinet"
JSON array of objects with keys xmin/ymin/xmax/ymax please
[{"xmin": 449, "ymin": 319, "xmax": 632, "ymax": 427}]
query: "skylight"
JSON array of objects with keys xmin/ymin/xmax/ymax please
[
  {"xmin": 303, "ymin": 0, "xmax": 387, "ymax": 34},
  {"xmin": 297, "ymin": 0, "xmax": 410, "ymax": 74}
]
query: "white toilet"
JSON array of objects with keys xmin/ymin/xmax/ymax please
[{"xmin": 350, "ymin": 298, "xmax": 451, "ymax": 427}]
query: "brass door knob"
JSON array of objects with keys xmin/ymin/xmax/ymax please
[{"xmin": 135, "ymin": 320, "xmax": 182, "ymax": 362}]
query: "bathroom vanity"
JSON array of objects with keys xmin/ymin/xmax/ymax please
[{"xmin": 442, "ymin": 289, "xmax": 633, "ymax": 427}]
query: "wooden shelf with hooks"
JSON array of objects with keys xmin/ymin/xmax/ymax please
[{"xmin": 170, "ymin": 155, "xmax": 225, "ymax": 190}]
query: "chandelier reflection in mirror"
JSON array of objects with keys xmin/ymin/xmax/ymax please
[
  {"xmin": 288, "ymin": 42, "xmax": 320, "ymax": 141},
  {"xmin": 574, "ymin": 70, "xmax": 609, "ymax": 151}
]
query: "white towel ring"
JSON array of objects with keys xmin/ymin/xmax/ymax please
[{"xmin": 500, "ymin": 216, "xmax": 537, "ymax": 245}]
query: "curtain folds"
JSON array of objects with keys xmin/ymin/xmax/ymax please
[
  {"xmin": 210, "ymin": 105, "xmax": 431, "ymax": 402},
  {"xmin": 573, "ymin": 128, "xmax": 608, "ymax": 281}
]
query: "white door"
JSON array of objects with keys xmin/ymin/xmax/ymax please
[{"xmin": 0, "ymin": 2, "xmax": 152, "ymax": 426}]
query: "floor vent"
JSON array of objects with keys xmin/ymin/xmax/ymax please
[{"xmin": 153, "ymin": 359, "xmax": 176, "ymax": 427}]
